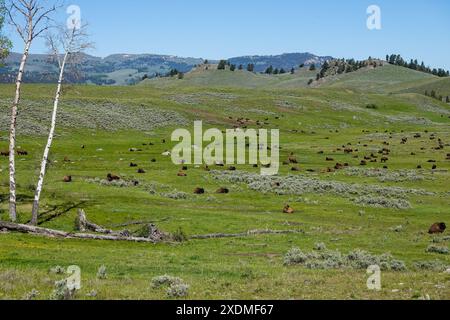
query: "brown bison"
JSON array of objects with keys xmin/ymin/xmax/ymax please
[
  {"xmin": 283, "ymin": 205, "xmax": 295, "ymax": 214},
  {"xmin": 130, "ymin": 163, "xmax": 138, "ymax": 167},
  {"xmin": 0, "ymin": 150, "xmax": 9, "ymax": 157},
  {"xmin": 428, "ymin": 223, "xmax": 446, "ymax": 234},
  {"xmin": 177, "ymin": 171, "xmax": 187, "ymax": 177},
  {"xmin": 107, "ymin": 173, "xmax": 120, "ymax": 182},
  {"xmin": 17, "ymin": 150, "xmax": 28, "ymax": 156},
  {"xmin": 194, "ymin": 187, "xmax": 205, "ymax": 195},
  {"xmin": 137, "ymin": 169, "xmax": 146, "ymax": 174},
  {"xmin": 63, "ymin": 176, "xmax": 72, "ymax": 183},
  {"xmin": 216, "ymin": 187, "xmax": 229, "ymax": 194}
]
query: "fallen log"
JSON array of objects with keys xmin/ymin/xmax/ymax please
[
  {"xmin": 190, "ymin": 229, "xmax": 304, "ymax": 240},
  {"xmin": 108, "ymin": 217, "xmax": 171, "ymax": 228},
  {"xmin": 75, "ymin": 209, "xmax": 118, "ymax": 235},
  {"xmin": 0, "ymin": 221, "xmax": 156, "ymax": 243}
]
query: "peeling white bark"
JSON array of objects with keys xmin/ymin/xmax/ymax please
[
  {"xmin": 9, "ymin": 40, "xmax": 31, "ymax": 222},
  {"xmin": 30, "ymin": 52, "xmax": 69, "ymax": 225}
]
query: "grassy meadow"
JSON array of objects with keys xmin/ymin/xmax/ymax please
[{"xmin": 0, "ymin": 65, "xmax": 449, "ymax": 300}]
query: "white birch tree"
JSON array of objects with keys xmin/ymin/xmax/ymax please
[
  {"xmin": 3, "ymin": 0, "xmax": 59, "ymax": 222},
  {"xmin": 30, "ymin": 23, "xmax": 91, "ymax": 225}
]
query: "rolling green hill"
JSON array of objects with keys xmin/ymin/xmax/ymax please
[
  {"xmin": 316, "ymin": 64, "xmax": 437, "ymax": 93},
  {"xmin": 0, "ymin": 67, "xmax": 449, "ymax": 300},
  {"xmin": 396, "ymin": 77, "xmax": 450, "ymax": 98}
]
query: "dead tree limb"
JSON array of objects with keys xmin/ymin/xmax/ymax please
[
  {"xmin": 190, "ymin": 229, "xmax": 304, "ymax": 240},
  {"xmin": 108, "ymin": 217, "xmax": 171, "ymax": 228},
  {"xmin": 0, "ymin": 221, "xmax": 156, "ymax": 243}
]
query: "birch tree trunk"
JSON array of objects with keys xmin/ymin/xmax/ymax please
[
  {"xmin": 30, "ymin": 52, "xmax": 69, "ymax": 225},
  {"xmin": 9, "ymin": 39, "xmax": 31, "ymax": 222}
]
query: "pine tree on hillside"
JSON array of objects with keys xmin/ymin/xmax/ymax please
[
  {"xmin": 247, "ymin": 64, "xmax": 254, "ymax": 72},
  {"xmin": 217, "ymin": 60, "xmax": 227, "ymax": 70},
  {"xmin": 265, "ymin": 65, "xmax": 273, "ymax": 74},
  {"xmin": 309, "ymin": 64, "xmax": 316, "ymax": 71}
]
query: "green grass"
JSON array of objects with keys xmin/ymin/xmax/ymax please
[
  {"xmin": 0, "ymin": 77, "xmax": 449, "ymax": 300},
  {"xmin": 318, "ymin": 64, "xmax": 437, "ymax": 93}
]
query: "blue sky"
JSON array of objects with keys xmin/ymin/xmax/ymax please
[{"xmin": 6, "ymin": 0, "xmax": 450, "ymax": 69}]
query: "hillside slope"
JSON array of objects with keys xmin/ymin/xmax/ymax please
[{"xmin": 315, "ymin": 64, "xmax": 437, "ymax": 93}]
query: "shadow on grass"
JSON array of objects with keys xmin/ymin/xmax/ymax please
[{"xmin": 19, "ymin": 201, "xmax": 88, "ymax": 225}]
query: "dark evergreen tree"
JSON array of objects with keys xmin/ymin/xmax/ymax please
[{"xmin": 217, "ymin": 60, "xmax": 227, "ymax": 70}]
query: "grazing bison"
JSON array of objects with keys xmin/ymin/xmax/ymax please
[
  {"xmin": 0, "ymin": 150, "xmax": 9, "ymax": 157},
  {"xmin": 216, "ymin": 187, "xmax": 229, "ymax": 194},
  {"xmin": 177, "ymin": 171, "xmax": 187, "ymax": 177},
  {"xmin": 107, "ymin": 173, "xmax": 120, "ymax": 182},
  {"xmin": 381, "ymin": 157, "xmax": 389, "ymax": 163},
  {"xmin": 64, "ymin": 156, "xmax": 71, "ymax": 162},
  {"xmin": 334, "ymin": 163, "xmax": 344, "ymax": 170},
  {"xmin": 428, "ymin": 223, "xmax": 446, "ymax": 234},
  {"xmin": 194, "ymin": 187, "xmax": 205, "ymax": 195},
  {"xmin": 130, "ymin": 163, "xmax": 138, "ymax": 167},
  {"xmin": 182, "ymin": 166, "xmax": 188, "ymax": 171},
  {"xmin": 137, "ymin": 169, "xmax": 146, "ymax": 174},
  {"xmin": 432, "ymin": 165, "xmax": 437, "ymax": 170},
  {"xmin": 326, "ymin": 157, "xmax": 334, "ymax": 161},
  {"xmin": 291, "ymin": 166, "xmax": 300, "ymax": 172},
  {"xmin": 360, "ymin": 160, "xmax": 367, "ymax": 166},
  {"xmin": 63, "ymin": 176, "xmax": 72, "ymax": 183},
  {"xmin": 283, "ymin": 205, "xmax": 295, "ymax": 214},
  {"xmin": 228, "ymin": 166, "xmax": 237, "ymax": 171},
  {"xmin": 289, "ymin": 156, "xmax": 298, "ymax": 164},
  {"xmin": 17, "ymin": 150, "xmax": 28, "ymax": 156}
]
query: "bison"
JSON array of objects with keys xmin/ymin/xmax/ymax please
[
  {"xmin": 428, "ymin": 223, "xmax": 446, "ymax": 234},
  {"xmin": 107, "ymin": 173, "xmax": 120, "ymax": 182},
  {"xmin": 17, "ymin": 150, "xmax": 28, "ymax": 156},
  {"xmin": 283, "ymin": 205, "xmax": 295, "ymax": 214},
  {"xmin": 63, "ymin": 176, "xmax": 72, "ymax": 183},
  {"xmin": 194, "ymin": 187, "xmax": 205, "ymax": 195},
  {"xmin": 216, "ymin": 187, "xmax": 229, "ymax": 194}
]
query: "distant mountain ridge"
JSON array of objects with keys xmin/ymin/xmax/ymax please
[
  {"xmin": 228, "ymin": 52, "xmax": 333, "ymax": 72},
  {"xmin": 0, "ymin": 52, "xmax": 332, "ymax": 85}
]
